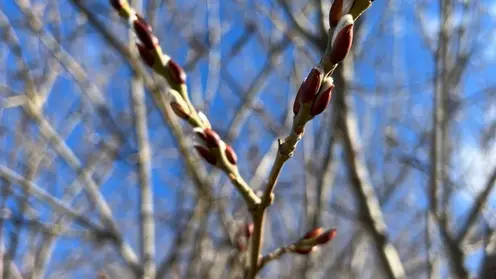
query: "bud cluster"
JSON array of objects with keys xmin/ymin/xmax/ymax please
[
  {"xmin": 110, "ymin": 0, "xmax": 191, "ymax": 120},
  {"xmin": 293, "ymin": 67, "xmax": 335, "ymax": 118},
  {"xmin": 290, "ymin": 0, "xmax": 373, "ymax": 125},
  {"xmin": 111, "ymin": 0, "xmax": 246, "ymax": 180},
  {"xmin": 292, "ymin": 227, "xmax": 337, "ymax": 255},
  {"xmin": 193, "ymin": 128, "xmax": 238, "ymax": 167}
]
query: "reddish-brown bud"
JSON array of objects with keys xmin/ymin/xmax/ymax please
[
  {"xmin": 225, "ymin": 145, "xmax": 238, "ymax": 165},
  {"xmin": 293, "ymin": 247, "xmax": 315, "ymax": 255},
  {"xmin": 293, "ymin": 88, "xmax": 302, "ymax": 115},
  {"xmin": 136, "ymin": 14, "xmax": 152, "ymax": 32},
  {"xmin": 110, "ymin": 0, "xmax": 123, "ymax": 10},
  {"xmin": 194, "ymin": 145, "xmax": 217, "ymax": 165},
  {"xmin": 300, "ymin": 68, "xmax": 323, "ymax": 103},
  {"xmin": 329, "ymin": 0, "xmax": 343, "ymax": 27},
  {"xmin": 170, "ymin": 101, "xmax": 189, "ymax": 119},
  {"xmin": 245, "ymin": 223, "xmax": 254, "ymax": 238},
  {"xmin": 329, "ymin": 15, "xmax": 354, "ymax": 65},
  {"xmin": 316, "ymin": 229, "xmax": 337, "ymax": 245},
  {"xmin": 303, "ymin": 228, "xmax": 324, "ymax": 239},
  {"xmin": 136, "ymin": 43, "xmax": 155, "ymax": 67},
  {"xmin": 133, "ymin": 19, "xmax": 157, "ymax": 49},
  {"xmin": 167, "ymin": 60, "xmax": 186, "ymax": 84},
  {"xmin": 310, "ymin": 78, "xmax": 334, "ymax": 116},
  {"xmin": 203, "ymin": 128, "xmax": 221, "ymax": 148}
]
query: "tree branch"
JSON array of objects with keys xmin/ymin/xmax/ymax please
[
  {"xmin": 337, "ymin": 67, "xmax": 406, "ymax": 278},
  {"xmin": 130, "ymin": 0, "xmax": 156, "ymax": 276}
]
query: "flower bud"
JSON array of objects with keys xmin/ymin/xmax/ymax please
[
  {"xmin": 136, "ymin": 43, "xmax": 155, "ymax": 67},
  {"xmin": 203, "ymin": 128, "xmax": 221, "ymax": 148},
  {"xmin": 194, "ymin": 145, "xmax": 217, "ymax": 165},
  {"xmin": 303, "ymin": 228, "xmax": 323, "ymax": 239},
  {"xmin": 169, "ymin": 90, "xmax": 190, "ymax": 119},
  {"xmin": 329, "ymin": 0, "xmax": 343, "ymax": 27},
  {"xmin": 167, "ymin": 60, "xmax": 187, "ymax": 84},
  {"xmin": 135, "ymin": 14, "xmax": 152, "ymax": 32},
  {"xmin": 293, "ymin": 246, "xmax": 317, "ymax": 255},
  {"xmin": 293, "ymin": 88, "xmax": 302, "ymax": 115},
  {"xmin": 133, "ymin": 18, "xmax": 157, "ymax": 49},
  {"xmin": 329, "ymin": 15, "xmax": 354, "ymax": 65},
  {"xmin": 225, "ymin": 145, "xmax": 238, "ymax": 165},
  {"xmin": 316, "ymin": 229, "xmax": 337, "ymax": 245},
  {"xmin": 310, "ymin": 77, "xmax": 334, "ymax": 116},
  {"xmin": 110, "ymin": 0, "xmax": 123, "ymax": 10},
  {"xmin": 300, "ymin": 67, "xmax": 324, "ymax": 104},
  {"xmin": 170, "ymin": 102, "xmax": 189, "ymax": 119}
]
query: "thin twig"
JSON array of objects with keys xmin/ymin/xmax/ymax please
[
  {"xmin": 0, "ymin": 165, "xmax": 100, "ymax": 231},
  {"xmin": 457, "ymin": 167, "xmax": 496, "ymax": 243}
]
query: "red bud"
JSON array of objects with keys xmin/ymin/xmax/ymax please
[
  {"xmin": 167, "ymin": 60, "xmax": 186, "ymax": 84},
  {"xmin": 194, "ymin": 145, "xmax": 217, "ymax": 165},
  {"xmin": 136, "ymin": 14, "xmax": 152, "ymax": 32},
  {"xmin": 303, "ymin": 228, "xmax": 324, "ymax": 239},
  {"xmin": 310, "ymin": 83, "xmax": 334, "ymax": 116},
  {"xmin": 133, "ymin": 19, "xmax": 157, "ymax": 49},
  {"xmin": 315, "ymin": 229, "xmax": 337, "ymax": 245},
  {"xmin": 300, "ymin": 68, "xmax": 323, "ymax": 103},
  {"xmin": 293, "ymin": 87, "xmax": 302, "ymax": 115},
  {"xmin": 203, "ymin": 128, "xmax": 221, "ymax": 148},
  {"xmin": 329, "ymin": 19, "xmax": 354, "ymax": 65},
  {"xmin": 136, "ymin": 43, "xmax": 155, "ymax": 67},
  {"xmin": 225, "ymin": 145, "xmax": 238, "ymax": 165},
  {"xmin": 329, "ymin": 0, "xmax": 343, "ymax": 27},
  {"xmin": 170, "ymin": 101, "xmax": 189, "ymax": 119},
  {"xmin": 110, "ymin": 0, "xmax": 123, "ymax": 10}
]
